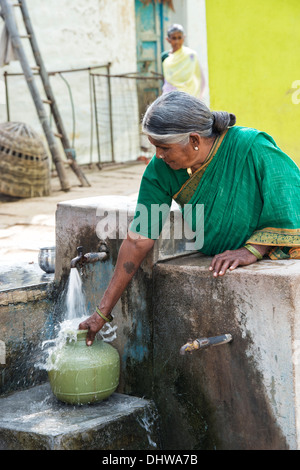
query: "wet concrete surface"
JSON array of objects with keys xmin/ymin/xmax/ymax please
[
  {"xmin": 0, "ymin": 263, "xmax": 54, "ymax": 292},
  {"xmin": 0, "ymin": 383, "xmax": 159, "ymax": 450}
]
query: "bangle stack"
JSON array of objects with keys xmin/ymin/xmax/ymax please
[
  {"xmin": 244, "ymin": 244, "xmax": 263, "ymax": 260},
  {"xmin": 95, "ymin": 306, "xmax": 113, "ymax": 323}
]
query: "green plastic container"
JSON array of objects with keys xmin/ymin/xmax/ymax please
[{"xmin": 48, "ymin": 329, "xmax": 120, "ymax": 405}]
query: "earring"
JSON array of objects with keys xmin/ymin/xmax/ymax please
[{"xmin": 194, "ymin": 147, "xmax": 199, "ymax": 151}]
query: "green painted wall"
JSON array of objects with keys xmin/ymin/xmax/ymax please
[{"xmin": 206, "ymin": 0, "xmax": 300, "ymax": 166}]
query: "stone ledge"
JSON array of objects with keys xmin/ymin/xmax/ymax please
[
  {"xmin": 157, "ymin": 252, "xmax": 300, "ymax": 277},
  {"xmin": 0, "ymin": 262, "xmax": 53, "ymax": 293},
  {"xmin": 55, "ymin": 195, "xmax": 195, "ymax": 282},
  {"xmin": 0, "ymin": 263, "xmax": 54, "ymax": 306},
  {"xmin": 0, "ymin": 285, "xmax": 49, "ymax": 306},
  {"xmin": 0, "ymin": 383, "xmax": 160, "ymax": 450}
]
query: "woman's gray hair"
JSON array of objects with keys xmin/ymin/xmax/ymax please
[
  {"xmin": 142, "ymin": 91, "xmax": 236, "ymax": 145},
  {"xmin": 167, "ymin": 23, "xmax": 185, "ymax": 38}
]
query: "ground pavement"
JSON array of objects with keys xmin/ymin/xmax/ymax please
[{"xmin": 0, "ymin": 162, "xmax": 147, "ymax": 265}]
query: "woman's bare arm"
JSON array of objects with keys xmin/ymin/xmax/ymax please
[{"xmin": 79, "ymin": 232, "xmax": 155, "ymax": 345}]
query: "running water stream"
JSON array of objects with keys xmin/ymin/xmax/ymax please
[
  {"xmin": 65, "ymin": 267, "xmax": 87, "ymax": 320},
  {"xmin": 39, "ymin": 267, "xmax": 117, "ymax": 372}
]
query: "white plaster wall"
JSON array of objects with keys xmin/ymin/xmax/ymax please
[
  {"xmin": 292, "ymin": 281, "xmax": 300, "ymax": 448},
  {"xmin": 186, "ymin": 0, "xmax": 210, "ymax": 106},
  {"xmin": 0, "ymin": 0, "xmax": 140, "ymax": 164}
]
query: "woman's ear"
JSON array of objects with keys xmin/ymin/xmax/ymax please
[{"xmin": 189, "ymin": 133, "xmax": 201, "ymax": 148}]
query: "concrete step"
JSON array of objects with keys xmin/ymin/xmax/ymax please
[{"xmin": 0, "ymin": 383, "xmax": 159, "ymax": 450}]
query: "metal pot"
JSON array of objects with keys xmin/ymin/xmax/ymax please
[{"xmin": 38, "ymin": 246, "xmax": 55, "ymax": 273}]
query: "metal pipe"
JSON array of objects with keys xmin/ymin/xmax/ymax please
[
  {"xmin": 70, "ymin": 246, "xmax": 83, "ymax": 268},
  {"xmin": 4, "ymin": 63, "xmax": 111, "ymax": 77},
  {"xmin": 70, "ymin": 244, "xmax": 109, "ymax": 269},
  {"xmin": 180, "ymin": 334, "xmax": 232, "ymax": 356},
  {"xmin": 92, "ymin": 74, "xmax": 101, "ymax": 167},
  {"xmin": 3, "ymin": 71, "xmax": 10, "ymax": 121},
  {"xmin": 107, "ymin": 62, "xmax": 114, "ymax": 163}
]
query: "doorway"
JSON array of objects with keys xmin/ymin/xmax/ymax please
[{"xmin": 135, "ymin": 0, "xmax": 168, "ymax": 116}]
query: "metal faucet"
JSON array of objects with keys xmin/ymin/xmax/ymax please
[
  {"xmin": 180, "ymin": 334, "xmax": 232, "ymax": 355},
  {"xmin": 70, "ymin": 244, "xmax": 109, "ymax": 268}
]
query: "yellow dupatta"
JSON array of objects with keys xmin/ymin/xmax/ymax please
[{"xmin": 162, "ymin": 46, "xmax": 202, "ymax": 97}]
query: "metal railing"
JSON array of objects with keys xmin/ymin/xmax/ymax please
[{"xmin": 3, "ymin": 64, "xmax": 163, "ymax": 165}]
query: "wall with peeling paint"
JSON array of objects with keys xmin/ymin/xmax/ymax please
[
  {"xmin": 0, "ymin": 0, "xmax": 140, "ymax": 164},
  {"xmin": 0, "ymin": 0, "xmax": 208, "ymax": 165}
]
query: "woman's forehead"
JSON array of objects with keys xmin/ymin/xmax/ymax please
[
  {"xmin": 148, "ymin": 136, "xmax": 181, "ymax": 148},
  {"xmin": 148, "ymin": 136, "xmax": 167, "ymax": 146},
  {"xmin": 169, "ymin": 32, "xmax": 184, "ymax": 39}
]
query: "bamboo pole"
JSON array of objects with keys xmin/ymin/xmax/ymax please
[
  {"xmin": 18, "ymin": 0, "xmax": 90, "ymax": 187},
  {"xmin": 0, "ymin": 0, "xmax": 71, "ymax": 190}
]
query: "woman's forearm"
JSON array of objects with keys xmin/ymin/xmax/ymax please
[
  {"xmin": 79, "ymin": 233, "xmax": 155, "ymax": 345},
  {"xmin": 98, "ymin": 233, "xmax": 155, "ymax": 315}
]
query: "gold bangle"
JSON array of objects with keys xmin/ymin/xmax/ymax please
[
  {"xmin": 244, "ymin": 244, "xmax": 263, "ymax": 260},
  {"xmin": 96, "ymin": 306, "xmax": 113, "ymax": 322}
]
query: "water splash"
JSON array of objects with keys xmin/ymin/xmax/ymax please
[
  {"xmin": 137, "ymin": 407, "xmax": 158, "ymax": 448},
  {"xmin": 37, "ymin": 267, "xmax": 117, "ymax": 372}
]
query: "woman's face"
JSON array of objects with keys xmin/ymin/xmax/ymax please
[
  {"xmin": 149, "ymin": 137, "xmax": 194, "ymax": 170},
  {"xmin": 167, "ymin": 31, "xmax": 184, "ymax": 52}
]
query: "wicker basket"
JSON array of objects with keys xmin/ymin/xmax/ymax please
[{"xmin": 0, "ymin": 122, "xmax": 51, "ymax": 198}]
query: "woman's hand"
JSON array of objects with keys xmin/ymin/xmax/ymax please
[
  {"xmin": 79, "ymin": 312, "xmax": 106, "ymax": 346},
  {"xmin": 209, "ymin": 245, "xmax": 268, "ymax": 277}
]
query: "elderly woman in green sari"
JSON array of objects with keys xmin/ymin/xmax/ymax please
[{"xmin": 79, "ymin": 91, "xmax": 300, "ymax": 344}]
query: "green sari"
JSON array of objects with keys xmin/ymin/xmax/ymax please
[{"xmin": 132, "ymin": 126, "xmax": 300, "ymax": 258}]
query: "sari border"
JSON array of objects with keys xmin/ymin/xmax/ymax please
[
  {"xmin": 246, "ymin": 227, "xmax": 300, "ymax": 247},
  {"xmin": 268, "ymin": 247, "xmax": 300, "ymax": 260},
  {"xmin": 173, "ymin": 130, "xmax": 228, "ymax": 204}
]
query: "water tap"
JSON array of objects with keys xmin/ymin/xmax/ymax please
[
  {"xmin": 70, "ymin": 244, "xmax": 109, "ymax": 268},
  {"xmin": 180, "ymin": 334, "xmax": 232, "ymax": 355}
]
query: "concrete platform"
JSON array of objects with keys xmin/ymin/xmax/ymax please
[
  {"xmin": 0, "ymin": 383, "xmax": 159, "ymax": 450},
  {"xmin": 152, "ymin": 254, "xmax": 300, "ymax": 450},
  {"xmin": 53, "ymin": 193, "xmax": 300, "ymax": 449},
  {"xmin": 0, "ymin": 263, "xmax": 54, "ymax": 292}
]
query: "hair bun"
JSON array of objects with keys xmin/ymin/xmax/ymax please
[{"xmin": 212, "ymin": 111, "xmax": 236, "ymax": 133}]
